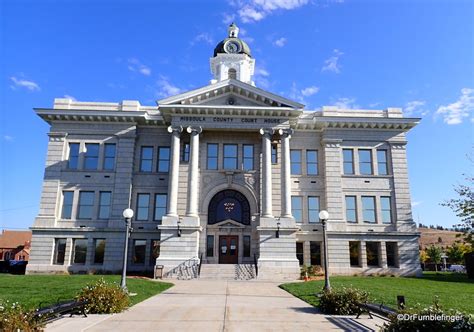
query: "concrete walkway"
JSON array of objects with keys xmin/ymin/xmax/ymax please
[{"xmin": 46, "ymin": 280, "xmax": 386, "ymax": 332}]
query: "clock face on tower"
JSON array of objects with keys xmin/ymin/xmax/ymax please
[{"xmin": 224, "ymin": 40, "xmax": 240, "ymax": 54}]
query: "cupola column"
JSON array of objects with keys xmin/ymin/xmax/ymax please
[
  {"xmin": 166, "ymin": 125, "xmax": 183, "ymax": 216},
  {"xmin": 260, "ymin": 128, "xmax": 274, "ymax": 218}
]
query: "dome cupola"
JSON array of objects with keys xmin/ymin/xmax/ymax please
[{"xmin": 213, "ymin": 23, "xmax": 252, "ymax": 58}]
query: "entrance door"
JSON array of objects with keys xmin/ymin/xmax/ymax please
[{"xmin": 219, "ymin": 236, "xmax": 238, "ymax": 264}]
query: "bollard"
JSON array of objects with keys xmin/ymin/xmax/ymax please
[{"xmin": 397, "ymin": 295, "xmax": 405, "ymax": 309}]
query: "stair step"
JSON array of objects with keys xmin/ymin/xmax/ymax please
[{"xmin": 199, "ymin": 264, "xmax": 256, "ymax": 280}]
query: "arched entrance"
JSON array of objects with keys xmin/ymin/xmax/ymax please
[{"xmin": 207, "ymin": 189, "xmax": 253, "ymax": 264}]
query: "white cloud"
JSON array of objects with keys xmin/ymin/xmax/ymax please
[
  {"xmin": 436, "ymin": 88, "xmax": 474, "ymax": 125},
  {"xmin": 64, "ymin": 95, "xmax": 77, "ymax": 101},
  {"xmin": 239, "ymin": 28, "xmax": 255, "ymax": 44},
  {"xmin": 156, "ymin": 76, "xmax": 182, "ymax": 98},
  {"xmin": 301, "ymin": 86, "xmax": 320, "ymax": 97},
  {"xmin": 288, "ymin": 82, "xmax": 319, "ymax": 103},
  {"xmin": 239, "ymin": 6, "xmax": 265, "ymax": 22},
  {"xmin": 404, "ymin": 100, "xmax": 427, "ymax": 117},
  {"xmin": 10, "ymin": 77, "xmax": 40, "ymax": 91},
  {"xmin": 411, "ymin": 201, "xmax": 422, "ymax": 207},
  {"xmin": 254, "ymin": 67, "xmax": 270, "ymax": 89},
  {"xmin": 3, "ymin": 135, "xmax": 13, "ymax": 142},
  {"xmin": 222, "ymin": 13, "xmax": 236, "ymax": 25},
  {"xmin": 233, "ymin": 0, "xmax": 309, "ymax": 23},
  {"xmin": 332, "ymin": 97, "xmax": 359, "ymax": 109},
  {"xmin": 127, "ymin": 58, "xmax": 151, "ymax": 76},
  {"xmin": 273, "ymin": 37, "xmax": 287, "ymax": 47},
  {"xmin": 322, "ymin": 49, "xmax": 343, "ymax": 73},
  {"xmin": 190, "ymin": 33, "xmax": 214, "ymax": 46}
]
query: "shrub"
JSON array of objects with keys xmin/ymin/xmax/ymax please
[
  {"xmin": 318, "ymin": 287, "xmax": 369, "ymax": 315},
  {"xmin": 76, "ymin": 278, "xmax": 130, "ymax": 314},
  {"xmin": 0, "ymin": 301, "xmax": 44, "ymax": 332},
  {"xmin": 381, "ymin": 298, "xmax": 473, "ymax": 332}
]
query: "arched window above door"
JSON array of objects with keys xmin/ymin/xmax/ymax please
[{"xmin": 208, "ymin": 190, "xmax": 251, "ymax": 225}]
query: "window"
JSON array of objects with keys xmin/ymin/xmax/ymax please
[
  {"xmin": 84, "ymin": 143, "xmax": 100, "ymax": 170},
  {"xmin": 154, "ymin": 194, "xmax": 167, "ymax": 222},
  {"xmin": 182, "ymin": 143, "xmax": 190, "ymax": 162},
  {"xmin": 291, "ymin": 196, "xmax": 303, "ymax": 223},
  {"xmin": 296, "ymin": 242, "xmax": 304, "ymax": 266},
  {"xmin": 93, "ymin": 239, "xmax": 106, "ymax": 264},
  {"xmin": 358, "ymin": 149, "xmax": 373, "ymax": 175},
  {"xmin": 386, "ymin": 242, "xmax": 398, "ymax": 267},
  {"xmin": 381, "ymin": 197, "xmax": 392, "ymax": 224},
  {"xmin": 158, "ymin": 147, "xmax": 170, "ymax": 172},
  {"xmin": 150, "ymin": 239, "xmax": 160, "ymax": 265},
  {"xmin": 308, "ymin": 196, "xmax": 320, "ymax": 223},
  {"xmin": 310, "ymin": 242, "xmax": 321, "ymax": 265},
  {"xmin": 206, "ymin": 235, "xmax": 214, "ymax": 257},
  {"xmin": 349, "ymin": 241, "xmax": 361, "ymax": 267},
  {"xmin": 362, "ymin": 196, "xmax": 376, "ymax": 223},
  {"xmin": 136, "ymin": 194, "xmax": 150, "ymax": 221},
  {"xmin": 68, "ymin": 143, "xmax": 80, "ymax": 169},
  {"xmin": 133, "ymin": 240, "xmax": 146, "ymax": 264},
  {"xmin": 103, "ymin": 143, "xmax": 116, "ymax": 170},
  {"xmin": 243, "ymin": 235, "xmax": 251, "ymax": 257},
  {"xmin": 242, "ymin": 144, "xmax": 254, "ymax": 171},
  {"xmin": 77, "ymin": 191, "xmax": 94, "ymax": 219},
  {"xmin": 345, "ymin": 196, "xmax": 357, "ymax": 223},
  {"xmin": 228, "ymin": 68, "xmax": 237, "ymax": 79},
  {"xmin": 207, "ymin": 144, "xmax": 218, "ymax": 170},
  {"xmin": 73, "ymin": 239, "xmax": 87, "ymax": 264},
  {"xmin": 290, "ymin": 150, "xmax": 302, "ymax": 175},
  {"xmin": 271, "ymin": 144, "xmax": 278, "ymax": 164},
  {"xmin": 306, "ymin": 150, "xmax": 318, "ymax": 175},
  {"xmin": 140, "ymin": 146, "xmax": 153, "ymax": 172},
  {"xmin": 223, "ymin": 144, "xmax": 238, "ymax": 169},
  {"xmin": 377, "ymin": 150, "xmax": 388, "ymax": 175},
  {"xmin": 53, "ymin": 239, "xmax": 67, "ymax": 265},
  {"xmin": 343, "ymin": 149, "xmax": 354, "ymax": 175},
  {"xmin": 98, "ymin": 192, "xmax": 111, "ymax": 219},
  {"xmin": 61, "ymin": 191, "xmax": 74, "ymax": 219},
  {"xmin": 366, "ymin": 242, "xmax": 380, "ymax": 266}
]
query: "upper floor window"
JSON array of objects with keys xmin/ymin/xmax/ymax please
[
  {"xmin": 84, "ymin": 143, "xmax": 100, "ymax": 170},
  {"xmin": 136, "ymin": 193, "xmax": 150, "ymax": 221},
  {"xmin": 68, "ymin": 143, "xmax": 80, "ymax": 169},
  {"xmin": 343, "ymin": 149, "xmax": 354, "ymax": 175},
  {"xmin": 271, "ymin": 144, "xmax": 278, "ymax": 164},
  {"xmin": 228, "ymin": 68, "xmax": 237, "ymax": 79},
  {"xmin": 362, "ymin": 196, "xmax": 376, "ymax": 223},
  {"xmin": 306, "ymin": 150, "xmax": 318, "ymax": 175},
  {"xmin": 61, "ymin": 191, "xmax": 74, "ymax": 219},
  {"xmin": 291, "ymin": 196, "xmax": 303, "ymax": 223},
  {"xmin": 358, "ymin": 149, "xmax": 373, "ymax": 175},
  {"xmin": 182, "ymin": 143, "xmax": 190, "ymax": 162},
  {"xmin": 77, "ymin": 191, "xmax": 94, "ymax": 219},
  {"xmin": 158, "ymin": 147, "xmax": 170, "ymax": 172},
  {"xmin": 243, "ymin": 144, "xmax": 254, "ymax": 171},
  {"xmin": 381, "ymin": 196, "xmax": 392, "ymax": 224},
  {"xmin": 207, "ymin": 144, "xmax": 218, "ymax": 170},
  {"xmin": 103, "ymin": 143, "xmax": 116, "ymax": 170},
  {"xmin": 308, "ymin": 196, "xmax": 320, "ymax": 223},
  {"xmin": 154, "ymin": 194, "xmax": 167, "ymax": 222},
  {"xmin": 377, "ymin": 150, "xmax": 388, "ymax": 175},
  {"xmin": 140, "ymin": 146, "xmax": 153, "ymax": 172},
  {"xmin": 98, "ymin": 191, "xmax": 111, "ymax": 219},
  {"xmin": 290, "ymin": 150, "xmax": 302, "ymax": 175},
  {"xmin": 223, "ymin": 144, "xmax": 238, "ymax": 169},
  {"xmin": 345, "ymin": 196, "xmax": 357, "ymax": 223}
]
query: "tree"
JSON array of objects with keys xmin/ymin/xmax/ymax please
[
  {"xmin": 426, "ymin": 245, "xmax": 443, "ymax": 272},
  {"xmin": 419, "ymin": 250, "xmax": 429, "ymax": 264},
  {"xmin": 447, "ymin": 242, "xmax": 469, "ymax": 264}
]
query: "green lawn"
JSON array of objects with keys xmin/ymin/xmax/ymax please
[
  {"xmin": 0, "ymin": 275, "xmax": 173, "ymax": 310},
  {"xmin": 280, "ymin": 272, "xmax": 474, "ymax": 314}
]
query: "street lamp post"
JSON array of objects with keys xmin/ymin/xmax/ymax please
[
  {"xmin": 319, "ymin": 210, "xmax": 331, "ymax": 291},
  {"xmin": 121, "ymin": 208, "xmax": 134, "ymax": 291}
]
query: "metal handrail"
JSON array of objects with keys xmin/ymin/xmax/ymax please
[
  {"xmin": 253, "ymin": 253, "xmax": 258, "ymax": 277},
  {"xmin": 198, "ymin": 253, "xmax": 203, "ymax": 276}
]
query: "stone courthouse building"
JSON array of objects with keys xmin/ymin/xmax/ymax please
[{"xmin": 27, "ymin": 24, "xmax": 421, "ymax": 279}]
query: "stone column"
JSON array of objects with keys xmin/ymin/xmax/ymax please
[
  {"xmin": 166, "ymin": 126, "xmax": 183, "ymax": 216},
  {"xmin": 279, "ymin": 128, "xmax": 294, "ymax": 218},
  {"xmin": 186, "ymin": 126, "xmax": 202, "ymax": 217},
  {"xmin": 259, "ymin": 128, "xmax": 274, "ymax": 218}
]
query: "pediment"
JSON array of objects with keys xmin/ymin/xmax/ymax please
[
  {"xmin": 209, "ymin": 219, "xmax": 246, "ymax": 228},
  {"xmin": 157, "ymin": 79, "xmax": 304, "ymax": 110}
]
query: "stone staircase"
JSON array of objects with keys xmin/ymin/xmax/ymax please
[{"xmin": 199, "ymin": 264, "xmax": 257, "ymax": 280}]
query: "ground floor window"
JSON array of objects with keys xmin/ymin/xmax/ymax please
[
  {"xmin": 73, "ymin": 239, "xmax": 87, "ymax": 264},
  {"xmin": 150, "ymin": 239, "xmax": 160, "ymax": 265},
  {"xmin": 133, "ymin": 240, "xmax": 147, "ymax": 264},
  {"xmin": 206, "ymin": 235, "xmax": 214, "ymax": 257},
  {"xmin": 386, "ymin": 242, "xmax": 398, "ymax": 267},
  {"xmin": 310, "ymin": 242, "xmax": 321, "ymax": 265},
  {"xmin": 349, "ymin": 241, "xmax": 361, "ymax": 267},
  {"xmin": 243, "ymin": 235, "xmax": 251, "ymax": 257},
  {"xmin": 93, "ymin": 239, "xmax": 106, "ymax": 264},
  {"xmin": 53, "ymin": 238, "xmax": 67, "ymax": 265},
  {"xmin": 296, "ymin": 242, "xmax": 304, "ymax": 266},
  {"xmin": 366, "ymin": 242, "xmax": 380, "ymax": 267}
]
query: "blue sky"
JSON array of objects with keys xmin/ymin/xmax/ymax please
[{"xmin": 1, "ymin": 0, "xmax": 473, "ymax": 231}]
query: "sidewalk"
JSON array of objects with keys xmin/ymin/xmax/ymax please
[{"xmin": 46, "ymin": 280, "xmax": 386, "ymax": 331}]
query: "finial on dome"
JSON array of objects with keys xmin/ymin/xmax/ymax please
[{"xmin": 228, "ymin": 22, "xmax": 239, "ymax": 38}]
